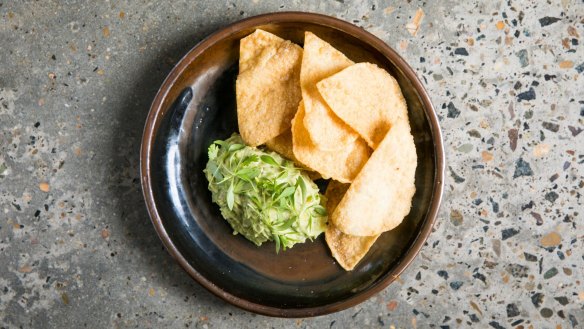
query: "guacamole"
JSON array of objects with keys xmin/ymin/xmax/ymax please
[{"xmin": 204, "ymin": 133, "xmax": 327, "ymax": 251}]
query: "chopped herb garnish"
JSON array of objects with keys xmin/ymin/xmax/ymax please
[{"xmin": 204, "ymin": 133, "xmax": 327, "ymax": 252}]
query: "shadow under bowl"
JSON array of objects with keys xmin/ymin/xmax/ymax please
[{"xmin": 140, "ymin": 12, "xmax": 444, "ymax": 317}]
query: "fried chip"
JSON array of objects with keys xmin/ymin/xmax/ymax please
[
  {"xmin": 292, "ymin": 101, "xmax": 371, "ymax": 183},
  {"xmin": 300, "ymin": 32, "xmax": 359, "ymax": 151},
  {"xmin": 265, "ymin": 129, "xmax": 321, "ymax": 180},
  {"xmin": 324, "ymin": 180, "xmax": 348, "ymax": 210},
  {"xmin": 265, "ymin": 129, "xmax": 296, "ymax": 162},
  {"xmin": 332, "ymin": 119, "xmax": 417, "ymax": 236},
  {"xmin": 317, "ymin": 63, "xmax": 408, "ymax": 149},
  {"xmin": 325, "ymin": 223, "xmax": 380, "ymax": 271},
  {"xmin": 236, "ymin": 30, "xmax": 303, "ymax": 146},
  {"xmin": 238, "ymin": 29, "xmax": 285, "ymax": 74},
  {"xmin": 324, "ymin": 181, "xmax": 379, "ymax": 271}
]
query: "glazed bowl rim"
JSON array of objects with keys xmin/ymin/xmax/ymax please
[{"xmin": 140, "ymin": 11, "xmax": 445, "ymax": 317}]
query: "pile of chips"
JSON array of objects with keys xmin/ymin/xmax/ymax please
[{"xmin": 236, "ymin": 30, "xmax": 417, "ymax": 270}]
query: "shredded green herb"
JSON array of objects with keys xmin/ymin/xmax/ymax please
[{"xmin": 204, "ymin": 133, "xmax": 327, "ymax": 252}]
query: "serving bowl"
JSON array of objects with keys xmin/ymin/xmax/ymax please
[{"xmin": 140, "ymin": 12, "xmax": 444, "ymax": 317}]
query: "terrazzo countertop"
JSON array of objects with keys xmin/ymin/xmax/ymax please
[{"xmin": 1, "ymin": 1, "xmax": 583, "ymax": 328}]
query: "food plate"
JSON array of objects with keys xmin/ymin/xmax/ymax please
[{"xmin": 140, "ymin": 12, "xmax": 444, "ymax": 317}]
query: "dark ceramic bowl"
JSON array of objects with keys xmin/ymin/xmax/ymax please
[{"xmin": 140, "ymin": 12, "xmax": 444, "ymax": 317}]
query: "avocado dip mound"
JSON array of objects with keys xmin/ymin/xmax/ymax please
[{"xmin": 204, "ymin": 133, "xmax": 327, "ymax": 252}]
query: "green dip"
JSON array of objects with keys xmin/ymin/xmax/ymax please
[{"xmin": 204, "ymin": 133, "xmax": 327, "ymax": 251}]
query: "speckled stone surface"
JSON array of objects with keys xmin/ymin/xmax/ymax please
[{"xmin": 1, "ymin": 1, "xmax": 583, "ymax": 328}]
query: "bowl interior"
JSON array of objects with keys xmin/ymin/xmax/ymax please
[{"xmin": 145, "ymin": 16, "xmax": 440, "ymax": 316}]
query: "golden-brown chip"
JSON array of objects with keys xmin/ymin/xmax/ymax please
[
  {"xmin": 332, "ymin": 119, "xmax": 417, "ymax": 236},
  {"xmin": 317, "ymin": 63, "xmax": 408, "ymax": 149},
  {"xmin": 300, "ymin": 32, "xmax": 359, "ymax": 151},
  {"xmin": 265, "ymin": 129, "xmax": 322, "ymax": 180},
  {"xmin": 325, "ymin": 227, "xmax": 379, "ymax": 271},
  {"xmin": 239, "ymin": 30, "xmax": 284, "ymax": 73},
  {"xmin": 236, "ymin": 30, "xmax": 303, "ymax": 146},
  {"xmin": 265, "ymin": 129, "xmax": 296, "ymax": 162},
  {"xmin": 291, "ymin": 101, "xmax": 371, "ymax": 183},
  {"xmin": 324, "ymin": 180, "xmax": 349, "ymax": 210},
  {"xmin": 324, "ymin": 181, "xmax": 379, "ymax": 271}
]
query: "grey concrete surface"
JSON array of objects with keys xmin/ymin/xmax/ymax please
[{"xmin": 1, "ymin": 0, "xmax": 583, "ymax": 328}]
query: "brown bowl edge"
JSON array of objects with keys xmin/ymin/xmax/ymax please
[{"xmin": 140, "ymin": 11, "xmax": 445, "ymax": 318}]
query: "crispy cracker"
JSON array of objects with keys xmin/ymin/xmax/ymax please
[
  {"xmin": 317, "ymin": 63, "xmax": 408, "ymax": 149},
  {"xmin": 291, "ymin": 101, "xmax": 371, "ymax": 183},
  {"xmin": 265, "ymin": 129, "xmax": 296, "ymax": 162},
  {"xmin": 324, "ymin": 181, "xmax": 379, "ymax": 271},
  {"xmin": 236, "ymin": 30, "xmax": 303, "ymax": 146},
  {"xmin": 239, "ymin": 29, "xmax": 284, "ymax": 73},
  {"xmin": 332, "ymin": 119, "xmax": 417, "ymax": 236},
  {"xmin": 265, "ymin": 129, "xmax": 321, "ymax": 180},
  {"xmin": 300, "ymin": 32, "xmax": 359, "ymax": 151}
]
